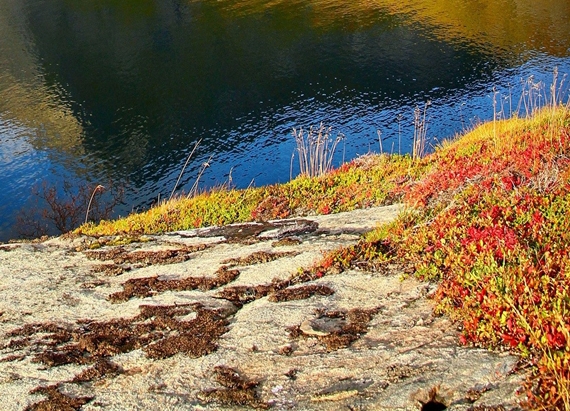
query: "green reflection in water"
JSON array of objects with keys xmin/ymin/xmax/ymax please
[
  {"xmin": 0, "ymin": 0, "xmax": 569, "ymax": 241},
  {"xmin": 3, "ymin": 0, "xmax": 569, "ymax": 164},
  {"xmin": 203, "ymin": 0, "xmax": 570, "ymax": 56}
]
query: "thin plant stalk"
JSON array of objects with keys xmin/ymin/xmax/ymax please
[
  {"xmin": 397, "ymin": 114, "xmax": 403, "ymax": 155},
  {"xmin": 188, "ymin": 155, "xmax": 213, "ymax": 198},
  {"xmin": 85, "ymin": 185, "xmax": 105, "ymax": 224},
  {"xmin": 169, "ymin": 139, "xmax": 201, "ymax": 201},
  {"xmin": 492, "ymin": 86, "xmax": 498, "ymax": 141},
  {"xmin": 412, "ymin": 101, "xmax": 430, "ymax": 161},
  {"xmin": 292, "ymin": 123, "xmax": 344, "ymax": 177}
]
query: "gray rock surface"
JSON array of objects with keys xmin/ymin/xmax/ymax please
[{"xmin": 0, "ymin": 204, "xmax": 526, "ymax": 410}]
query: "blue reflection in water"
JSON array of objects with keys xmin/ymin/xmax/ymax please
[{"xmin": 0, "ymin": 0, "xmax": 570, "ymax": 241}]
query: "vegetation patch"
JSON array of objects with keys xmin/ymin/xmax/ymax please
[
  {"xmin": 271, "ymin": 237, "xmax": 302, "ymax": 247},
  {"xmin": 200, "ymin": 365, "xmax": 268, "ymax": 409},
  {"xmin": 74, "ymin": 234, "xmax": 154, "ymax": 251},
  {"xmin": 75, "ymin": 154, "xmax": 413, "ymax": 237},
  {"xmin": 25, "ymin": 385, "xmax": 93, "ymax": 411},
  {"xmin": 269, "ymin": 284, "xmax": 335, "ymax": 302},
  {"xmin": 108, "ymin": 266, "xmax": 240, "ymax": 302},
  {"xmin": 314, "ymin": 106, "xmax": 570, "ymax": 409},
  {"xmin": 217, "ymin": 280, "xmax": 287, "ymax": 307},
  {"xmin": 4, "ymin": 304, "xmax": 229, "ymax": 369},
  {"xmin": 91, "ymin": 263, "xmax": 128, "ymax": 276},
  {"xmin": 71, "ymin": 359, "xmax": 123, "ymax": 383},
  {"xmin": 217, "ymin": 266, "xmax": 340, "ymax": 307},
  {"xmin": 290, "ymin": 308, "xmax": 379, "ymax": 351},
  {"xmin": 221, "ymin": 250, "xmax": 299, "ymax": 267},
  {"xmin": 84, "ymin": 244, "xmax": 209, "ymax": 266}
]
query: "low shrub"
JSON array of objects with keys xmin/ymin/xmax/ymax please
[{"xmin": 321, "ymin": 106, "xmax": 570, "ymax": 409}]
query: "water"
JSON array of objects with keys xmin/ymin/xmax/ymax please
[{"xmin": 1, "ymin": 0, "xmax": 570, "ymax": 241}]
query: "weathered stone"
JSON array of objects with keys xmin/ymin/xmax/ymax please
[{"xmin": 0, "ymin": 205, "xmax": 527, "ymax": 410}]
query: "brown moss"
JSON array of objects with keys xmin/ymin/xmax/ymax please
[
  {"xmin": 7, "ymin": 304, "xmax": 229, "ymax": 372},
  {"xmin": 3, "ymin": 323, "xmax": 72, "ymax": 355},
  {"xmin": 25, "ymin": 385, "xmax": 93, "ymax": 411},
  {"xmin": 6, "ymin": 322, "xmax": 68, "ymax": 338},
  {"xmin": 284, "ymin": 369, "xmax": 298, "ymax": 380},
  {"xmin": 72, "ymin": 359, "xmax": 123, "ymax": 382},
  {"xmin": 221, "ymin": 250, "xmax": 299, "ymax": 267},
  {"xmin": 80, "ymin": 279, "xmax": 107, "ymax": 289},
  {"xmin": 34, "ymin": 347, "xmax": 88, "ymax": 367},
  {"xmin": 269, "ymin": 284, "xmax": 334, "ymax": 302},
  {"xmin": 0, "ymin": 354, "xmax": 25, "ymax": 362},
  {"xmin": 217, "ymin": 278, "xmax": 288, "ymax": 307},
  {"xmin": 108, "ymin": 276, "xmax": 171, "ymax": 302},
  {"xmin": 286, "ymin": 325, "xmax": 303, "ymax": 339},
  {"xmin": 91, "ymin": 263, "xmax": 128, "ymax": 276},
  {"xmin": 271, "ymin": 237, "xmax": 302, "ymax": 247},
  {"xmin": 84, "ymin": 244, "xmax": 209, "ymax": 266},
  {"xmin": 278, "ymin": 344, "xmax": 294, "ymax": 356},
  {"xmin": 2, "ymin": 337, "xmax": 31, "ymax": 350},
  {"xmin": 108, "ymin": 266, "xmax": 240, "ymax": 303},
  {"xmin": 200, "ymin": 366, "xmax": 268, "ymax": 409},
  {"xmin": 218, "ymin": 280, "xmax": 333, "ymax": 307},
  {"xmin": 291, "ymin": 308, "xmax": 379, "ymax": 351},
  {"xmin": 319, "ymin": 308, "xmax": 378, "ymax": 351},
  {"xmin": 143, "ymin": 306, "xmax": 228, "ymax": 359}
]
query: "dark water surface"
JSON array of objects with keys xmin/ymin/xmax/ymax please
[{"xmin": 1, "ymin": 0, "xmax": 570, "ymax": 240}]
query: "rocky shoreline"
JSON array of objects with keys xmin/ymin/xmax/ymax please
[{"xmin": 0, "ymin": 205, "xmax": 525, "ymax": 410}]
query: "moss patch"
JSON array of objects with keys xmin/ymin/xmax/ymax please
[
  {"xmin": 84, "ymin": 244, "xmax": 209, "ymax": 266},
  {"xmin": 6, "ymin": 304, "xmax": 230, "ymax": 368},
  {"xmin": 221, "ymin": 250, "xmax": 299, "ymax": 267},
  {"xmin": 108, "ymin": 266, "xmax": 240, "ymax": 302},
  {"xmin": 200, "ymin": 366, "xmax": 268, "ymax": 409},
  {"xmin": 269, "ymin": 284, "xmax": 335, "ymax": 302},
  {"xmin": 25, "ymin": 385, "xmax": 93, "ymax": 411},
  {"xmin": 290, "ymin": 308, "xmax": 379, "ymax": 351}
]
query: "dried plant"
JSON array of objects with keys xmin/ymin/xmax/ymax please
[
  {"xmin": 412, "ymin": 101, "xmax": 431, "ymax": 161},
  {"xmin": 16, "ymin": 181, "xmax": 124, "ymax": 238},
  {"xmin": 292, "ymin": 123, "xmax": 344, "ymax": 177},
  {"xmin": 169, "ymin": 139, "xmax": 201, "ymax": 201},
  {"xmin": 187, "ymin": 155, "xmax": 213, "ymax": 198}
]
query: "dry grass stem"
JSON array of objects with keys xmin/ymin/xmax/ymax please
[
  {"xmin": 292, "ymin": 123, "xmax": 344, "ymax": 177},
  {"xmin": 412, "ymin": 101, "xmax": 431, "ymax": 161},
  {"xmin": 170, "ymin": 139, "xmax": 201, "ymax": 201}
]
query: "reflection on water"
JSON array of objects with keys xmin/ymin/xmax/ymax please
[
  {"xmin": 212, "ymin": 0, "xmax": 570, "ymax": 57},
  {"xmin": 0, "ymin": 0, "xmax": 569, "ymax": 240}
]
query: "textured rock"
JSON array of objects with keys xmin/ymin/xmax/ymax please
[{"xmin": 0, "ymin": 204, "xmax": 526, "ymax": 410}]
